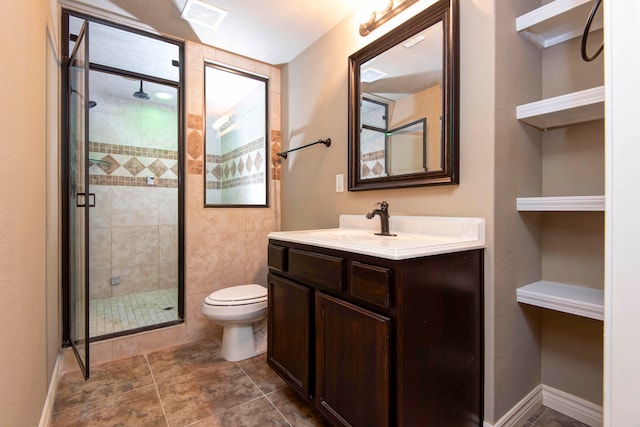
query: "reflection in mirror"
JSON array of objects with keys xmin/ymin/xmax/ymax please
[
  {"xmin": 349, "ymin": 0, "xmax": 458, "ymax": 191},
  {"xmin": 204, "ymin": 63, "xmax": 268, "ymax": 207}
]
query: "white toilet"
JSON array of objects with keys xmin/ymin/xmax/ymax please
[{"xmin": 201, "ymin": 284, "xmax": 268, "ymax": 362}]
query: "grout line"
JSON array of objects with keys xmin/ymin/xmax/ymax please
[
  {"xmin": 263, "ymin": 391, "xmax": 294, "ymax": 427},
  {"xmin": 145, "ymin": 354, "xmax": 170, "ymax": 427},
  {"xmin": 236, "ymin": 362, "xmax": 292, "ymax": 426}
]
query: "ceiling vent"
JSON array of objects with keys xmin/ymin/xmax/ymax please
[{"xmin": 181, "ymin": 0, "xmax": 227, "ymax": 30}]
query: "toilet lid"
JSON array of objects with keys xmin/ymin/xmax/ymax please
[{"xmin": 205, "ymin": 284, "xmax": 267, "ymax": 306}]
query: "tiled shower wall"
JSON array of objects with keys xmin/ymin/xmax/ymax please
[
  {"xmin": 67, "ymin": 41, "xmax": 281, "ymax": 367},
  {"xmin": 88, "ymin": 90, "xmax": 179, "ymax": 300}
]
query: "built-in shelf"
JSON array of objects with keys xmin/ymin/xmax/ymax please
[
  {"xmin": 516, "ymin": 86, "xmax": 604, "ymax": 130},
  {"xmin": 516, "ymin": 195, "xmax": 604, "ymax": 211},
  {"xmin": 517, "ymin": 280, "xmax": 604, "ymax": 320},
  {"xmin": 516, "ymin": 0, "xmax": 602, "ymax": 49}
]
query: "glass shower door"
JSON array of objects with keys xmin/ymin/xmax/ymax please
[{"xmin": 68, "ymin": 22, "xmax": 90, "ymax": 379}]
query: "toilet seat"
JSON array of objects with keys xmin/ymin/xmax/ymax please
[{"xmin": 205, "ymin": 284, "xmax": 267, "ymax": 306}]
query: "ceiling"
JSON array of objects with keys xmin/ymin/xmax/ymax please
[{"xmin": 60, "ymin": 0, "xmax": 368, "ymax": 65}]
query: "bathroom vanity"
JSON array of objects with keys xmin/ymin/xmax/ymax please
[{"xmin": 266, "ymin": 215, "xmax": 485, "ymax": 426}]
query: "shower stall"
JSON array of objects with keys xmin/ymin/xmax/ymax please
[
  {"xmin": 63, "ymin": 12, "xmax": 184, "ymax": 376},
  {"xmin": 87, "ymin": 70, "xmax": 181, "ymax": 338}
]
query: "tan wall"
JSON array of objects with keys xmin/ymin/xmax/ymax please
[
  {"xmin": 0, "ymin": 0, "xmax": 55, "ymax": 424},
  {"xmin": 45, "ymin": 3, "xmax": 62, "ymax": 392},
  {"xmin": 281, "ymin": 0, "xmax": 500, "ymax": 421},
  {"xmin": 70, "ymin": 41, "xmax": 282, "ymax": 366}
]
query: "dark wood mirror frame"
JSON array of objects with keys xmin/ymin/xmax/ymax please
[{"xmin": 348, "ymin": 0, "xmax": 458, "ymax": 191}]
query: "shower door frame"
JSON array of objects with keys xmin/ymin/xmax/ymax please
[{"xmin": 61, "ymin": 10, "xmax": 186, "ymax": 370}]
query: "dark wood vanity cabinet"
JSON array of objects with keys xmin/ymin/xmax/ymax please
[{"xmin": 267, "ymin": 240, "xmax": 484, "ymax": 427}]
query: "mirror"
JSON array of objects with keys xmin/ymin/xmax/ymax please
[
  {"xmin": 204, "ymin": 63, "xmax": 269, "ymax": 206},
  {"xmin": 349, "ymin": 0, "xmax": 458, "ymax": 191}
]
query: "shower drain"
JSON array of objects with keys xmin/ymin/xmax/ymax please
[{"xmin": 162, "ymin": 306, "xmax": 175, "ymax": 311}]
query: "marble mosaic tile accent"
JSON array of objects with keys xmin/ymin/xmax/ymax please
[
  {"xmin": 187, "ymin": 113, "xmax": 204, "ymax": 130},
  {"xmin": 188, "ymin": 159, "xmax": 203, "ymax": 175},
  {"xmin": 187, "ymin": 129, "xmax": 204, "ymax": 160}
]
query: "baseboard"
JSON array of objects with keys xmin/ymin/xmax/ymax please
[
  {"xmin": 38, "ymin": 352, "xmax": 64, "ymax": 427},
  {"xmin": 542, "ymin": 385, "xmax": 603, "ymax": 427},
  {"xmin": 486, "ymin": 384, "xmax": 543, "ymax": 427},
  {"xmin": 484, "ymin": 383, "xmax": 603, "ymax": 427}
]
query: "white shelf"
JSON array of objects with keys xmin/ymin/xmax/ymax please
[
  {"xmin": 517, "ymin": 280, "xmax": 603, "ymax": 320},
  {"xmin": 516, "ymin": 86, "xmax": 604, "ymax": 130},
  {"xmin": 517, "ymin": 195, "xmax": 604, "ymax": 211},
  {"xmin": 517, "ymin": 0, "xmax": 603, "ymax": 49}
]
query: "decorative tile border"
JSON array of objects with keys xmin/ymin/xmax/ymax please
[
  {"xmin": 205, "ymin": 137, "xmax": 266, "ymax": 190},
  {"xmin": 89, "ymin": 141, "xmax": 179, "ymax": 187},
  {"xmin": 89, "ymin": 141, "xmax": 178, "ymax": 160},
  {"xmin": 361, "ymin": 149, "xmax": 386, "ymax": 178}
]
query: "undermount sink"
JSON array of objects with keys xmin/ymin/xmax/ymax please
[{"xmin": 267, "ymin": 215, "xmax": 485, "ymax": 260}]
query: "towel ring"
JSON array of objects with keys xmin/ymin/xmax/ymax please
[{"xmin": 581, "ymin": 0, "xmax": 603, "ymax": 62}]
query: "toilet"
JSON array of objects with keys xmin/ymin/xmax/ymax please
[{"xmin": 201, "ymin": 284, "xmax": 268, "ymax": 362}]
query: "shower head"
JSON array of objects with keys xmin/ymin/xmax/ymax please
[{"xmin": 133, "ymin": 80, "xmax": 150, "ymax": 100}]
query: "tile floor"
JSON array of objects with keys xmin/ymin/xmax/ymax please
[
  {"xmin": 52, "ymin": 338, "xmax": 330, "ymax": 426},
  {"xmin": 52, "ymin": 338, "xmax": 589, "ymax": 426},
  {"xmin": 90, "ymin": 288, "xmax": 178, "ymax": 337},
  {"xmin": 524, "ymin": 406, "xmax": 590, "ymax": 427}
]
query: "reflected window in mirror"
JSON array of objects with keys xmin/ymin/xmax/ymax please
[
  {"xmin": 204, "ymin": 63, "xmax": 269, "ymax": 207},
  {"xmin": 349, "ymin": 0, "xmax": 458, "ymax": 191}
]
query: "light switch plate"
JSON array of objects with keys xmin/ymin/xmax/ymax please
[{"xmin": 336, "ymin": 174, "xmax": 344, "ymax": 192}]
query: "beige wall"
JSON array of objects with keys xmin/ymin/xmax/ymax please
[
  {"xmin": 282, "ymin": 0, "xmax": 500, "ymax": 421},
  {"xmin": 281, "ymin": 0, "xmax": 604, "ymax": 422},
  {"xmin": 493, "ymin": 0, "xmax": 546, "ymax": 420},
  {"xmin": 68, "ymin": 41, "xmax": 282, "ymax": 366},
  {"xmin": 538, "ymin": 29, "xmax": 605, "ymax": 406},
  {"xmin": 0, "ymin": 0, "xmax": 58, "ymax": 424}
]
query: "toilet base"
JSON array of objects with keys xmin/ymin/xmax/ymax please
[{"xmin": 220, "ymin": 319, "xmax": 267, "ymax": 362}]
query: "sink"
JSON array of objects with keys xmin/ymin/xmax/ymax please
[{"xmin": 268, "ymin": 215, "xmax": 485, "ymax": 260}]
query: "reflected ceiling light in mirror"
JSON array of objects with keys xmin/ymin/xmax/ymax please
[
  {"xmin": 361, "ymin": 67, "xmax": 388, "ymax": 83},
  {"xmin": 359, "ymin": 0, "xmax": 420, "ymax": 36},
  {"xmin": 154, "ymin": 91, "xmax": 174, "ymax": 100},
  {"xmin": 403, "ymin": 34, "xmax": 425, "ymax": 48},
  {"xmin": 211, "ymin": 115, "xmax": 230, "ymax": 130}
]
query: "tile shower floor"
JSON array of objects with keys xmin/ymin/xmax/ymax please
[
  {"xmin": 51, "ymin": 339, "xmax": 589, "ymax": 427},
  {"xmin": 90, "ymin": 288, "xmax": 178, "ymax": 337}
]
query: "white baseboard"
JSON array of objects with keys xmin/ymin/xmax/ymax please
[
  {"xmin": 484, "ymin": 383, "xmax": 603, "ymax": 427},
  {"xmin": 487, "ymin": 384, "xmax": 543, "ymax": 427},
  {"xmin": 542, "ymin": 385, "xmax": 603, "ymax": 427},
  {"xmin": 39, "ymin": 352, "xmax": 64, "ymax": 427}
]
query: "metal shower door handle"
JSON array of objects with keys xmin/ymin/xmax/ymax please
[{"xmin": 76, "ymin": 193, "xmax": 96, "ymax": 207}]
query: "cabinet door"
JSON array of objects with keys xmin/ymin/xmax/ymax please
[
  {"xmin": 267, "ymin": 274, "xmax": 312, "ymax": 399},
  {"xmin": 315, "ymin": 292, "xmax": 390, "ymax": 427}
]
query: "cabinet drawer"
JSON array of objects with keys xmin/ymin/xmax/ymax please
[
  {"xmin": 288, "ymin": 248, "xmax": 344, "ymax": 291},
  {"xmin": 268, "ymin": 244, "xmax": 287, "ymax": 272},
  {"xmin": 350, "ymin": 261, "xmax": 391, "ymax": 309}
]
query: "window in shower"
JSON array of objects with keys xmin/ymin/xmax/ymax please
[{"xmin": 63, "ymin": 11, "xmax": 185, "ymax": 354}]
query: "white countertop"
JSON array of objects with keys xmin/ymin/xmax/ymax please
[{"xmin": 268, "ymin": 215, "xmax": 485, "ymax": 260}]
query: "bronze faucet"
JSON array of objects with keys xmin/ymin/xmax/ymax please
[{"xmin": 365, "ymin": 201, "xmax": 396, "ymax": 236}]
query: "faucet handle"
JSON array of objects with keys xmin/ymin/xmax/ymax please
[{"xmin": 375, "ymin": 201, "xmax": 389, "ymax": 211}]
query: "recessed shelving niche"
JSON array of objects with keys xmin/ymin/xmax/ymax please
[{"xmin": 517, "ymin": 280, "xmax": 603, "ymax": 321}]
